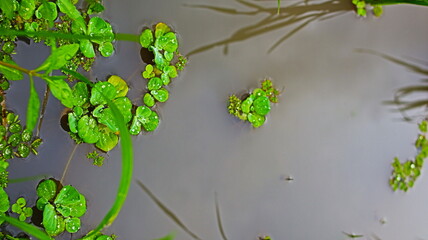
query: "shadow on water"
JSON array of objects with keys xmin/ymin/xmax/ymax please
[
  {"xmin": 356, "ymin": 48, "xmax": 428, "ymax": 121},
  {"xmin": 186, "ymin": 0, "xmax": 354, "ymax": 56}
]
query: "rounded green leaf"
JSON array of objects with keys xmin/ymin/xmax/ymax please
[
  {"xmin": 18, "ymin": 0, "xmax": 36, "ymax": 20},
  {"xmin": 68, "ymin": 113, "xmax": 78, "ymax": 133},
  {"xmin": 96, "ymin": 128, "xmax": 119, "ymax": 152},
  {"xmin": 140, "ymin": 29, "xmax": 154, "ymax": 48},
  {"xmin": 94, "ymin": 108, "xmax": 118, "ymax": 132},
  {"xmin": 90, "ymin": 82, "xmax": 117, "ymax": 105},
  {"xmin": 155, "ymin": 22, "xmax": 171, "ymax": 39},
  {"xmin": 23, "ymin": 207, "xmax": 33, "ymax": 217},
  {"xmin": 164, "ymin": 65, "xmax": 178, "ymax": 78},
  {"xmin": 12, "ymin": 203, "xmax": 21, "ymax": 213},
  {"xmin": 107, "ymin": 75, "xmax": 129, "ymax": 98},
  {"xmin": 164, "ymin": 51, "xmax": 174, "ymax": 62},
  {"xmin": 77, "ymin": 115, "xmax": 100, "ymax": 144},
  {"xmin": 17, "ymin": 143, "xmax": 30, "ymax": 158},
  {"xmin": 143, "ymin": 93, "xmax": 155, "ymax": 107},
  {"xmin": 253, "ymin": 96, "xmax": 271, "ymax": 116},
  {"xmin": 129, "ymin": 116, "xmax": 141, "ymax": 135},
  {"xmin": 9, "ymin": 122, "xmax": 22, "ymax": 133},
  {"xmin": 80, "ymin": 39, "xmax": 96, "ymax": 58},
  {"xmin": 151, "ymin": 88, "xmax": 169, "ymax": 102},
  {"xmin": 43, "ymin": 203, "xmax": 63, "ymax": 236},
  {"xmin": 99, "ymin": 42, "xmax": 114, "ymax": 57},
  {"xmin": 35, "ymin": 2, "xmax": 58, "ymax": 21},
  {"xmin": 141, "ymin": 111, "xmax": 159, "ymax": 132},
  {"xmin": 87, "ymin": 17, "xmax": 114, "ymax": 44},
  {"xmin": 37, "ymin": 179, "xmax": 57, "ymax": 201},
  {"xmin": 36, "ymin": 197, "xmax": 48, "ymax": 211},
  {"xmin": 17, "ymin": 197, "xmax": 26, "ymax": 207},
  {"xmin": 148, "ymin": 77, "xmax": 163, "ymax": 91},
  {"xmin": 8, "ymin": 133, "xmax": 21, "ymax": 147},
  {"xmin": 0, "ymin": 126, "xmax": 6, "ymax": 137},
  {"xmin": 161, "ymin": 73, "xmax": 170, "ymax": 85},
  {"xmin": 156, "ymin": 32, "xmax": 178, "ymax": 53},
  {"xmin": 135, "ymin": 106, "xmax": 152, "ymax": 119},
  {"xmin": 54, "ymin": 186, "xmax": 87, "ymax": 218},
  {"xmin": 65, "ymin": 217, "xmax": 81, "ymax": 233},
  {"xmin": 21, "ymin": 129, "xmax": 32, "ymax": 142},
  {"xmin": 113, "ymin": 97, "xmax": 133, "ymax": 124},
  {"xmin": 72, "ymin": 82, "xmax": 89, "ymax": 107},
  {"xmin": 247, "ymin": 113, "xmax": 265, "ymax": 128},
  {"xmin": 241, "ymin": 97, "xmax": 253, "ymax": 114},
  {"xmin": 19, "ymin": 213, "xmax": 26, "ymax": 221}
]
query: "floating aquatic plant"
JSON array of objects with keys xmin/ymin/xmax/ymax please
[
  {"xmin": 11, "ymin": 197, "xmax": 33, "ymax": 222},
  {"xmin": 228, "ymin": 79, "xmax": 280, "ymax": 128}
]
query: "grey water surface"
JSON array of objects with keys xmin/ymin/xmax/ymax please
[{"xmin": 7, "ymin": 0, "xmax": 428, "ymax": 240}]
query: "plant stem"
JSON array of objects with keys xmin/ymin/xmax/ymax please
[
  {"xmin": 0, "ymin": 28, "xmax": 107, "ymax": 42},
  {"xmin": 0, "ymin": 60, "xmax": 38, "ymax": 77},
  {"xmin": 114, "ymin": 33, "xmax": 140, "ymax": 43},
  {"xmin": 366, "ymin": 0, "xmax": 428, "ymax": 5},
  {"xmin": 36, "ymin": 86, "xmax": 51, "ymax": 137},
  {"xmin": 60, "ymin": 144, "xmax": 79, "ymax": 184}
]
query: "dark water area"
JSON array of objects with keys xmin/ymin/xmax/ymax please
[{"xmin": 6, "ymin": 0, "xmax": 428, "ymax": 240}]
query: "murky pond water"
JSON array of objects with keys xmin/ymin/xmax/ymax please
[{"xmin": 6, "ymin": 0, "xmax": 428, "ymax": 239}]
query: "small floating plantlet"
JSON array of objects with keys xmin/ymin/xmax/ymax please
[
  {"xmin": 389, "ymin": 120, "xmax": 428, "ymax": 191},
  {"xmin": 11, "ymin": 197, "xmax": 33, "ymax": 222},
  {"xmin": 139, "ymin": 22, "xmax": 186, "ymax": 108},
  {"xmin": 228, "ymin": 79, "xmax": 280, "ymax": 128}
]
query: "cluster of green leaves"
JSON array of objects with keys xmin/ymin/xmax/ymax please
[
  {"xmin": 36, "ymin": 179, "xmax": 86, "ymax": 236},
  {"xmin": 352, "ymin": 0, "xmax": 383, "ymax": 17},
  {"xmin": 140, "ymin": 23, "xmax": 186, "ymax": 108},
  {"xmin": 0, "ymin": 111, "xmax": 42, "ymax": 188},
  {"xmin": 0, "ymin": 0, "xmax": 114, "ymax": 81},
  {"xmin": 228, "ymin": 79, "xmax": 280, "ymax": 128},
  {"xmin": 87, "ymin": 150, "xmax": 105, "ymax": 167},
  {"xmin": 0, "ymin": 187, "xmax": 10, "ymax": 225},
  {"xmin": 66, "ymin": 75, "xmax": 159, "ymax": 151},
  {"xmin": 11, "ymin": 197, "xmax": 33, "ymax": 221},
  {"xmin": 390, "ymin": 121, "xmax": 428, "ymax": 191}
]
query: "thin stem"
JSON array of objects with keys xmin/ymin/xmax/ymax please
[
  {"xmin": 0, "ymin": 60, "xmax": 39, "ymax": 77},
  {"xmin": 60, "ymin": 144, "xmax": 79, "ymax": 184},
  {"xmin": 36, "ymin": 86, "xmax": 51, "ymax": 137},
  {"xmin": 366, "ymin": 0, "xmax": 428, "ymax": 5},
  {"xmin": 114, "ymin": 33, "xmax": 140, "ymax": 43},
  {"xmin": 0, "ymin": 28, "xmax": 108, "ymax": 43}
]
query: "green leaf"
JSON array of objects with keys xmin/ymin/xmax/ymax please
[
  {"xmin": 241, "ymin": 97, "xmax": 253, "ymax": 114},
  {"xmin": 129, "ymin": 116, "xmax": 141, "ymax": 135},
  {"xmin": 23, "ymin": 207, "xmax": 33, "ymax": 217},
  {"xmin": 148, "ymin": 77, "xmax": 163, "ymax": 91},
  {"xmin": 77, "ymin": 115, "xmax": 100, "ymax": 143},
  {"xmin": 0, "ymin": 188, "xmax": 10, "ymax": 213},
  {"xmin": 65, "ymin": 217, "xmax": 81, "ymax": 233},
  {"xmin": 107, "ymin": 75, "xmax": 128, "ymax": 98},
  {"xmin": 26, "ymin": 77, "xmax": 40, "ymax": 132},
  {"xmin": 54, "ymin": 185, "xmax": 86, "ymax": 218},
  {"xmin": 155, "ymin": 22, "xmax": 171, "ymax": 39},
  {"xmin": 143, "ymin": 93, "xmax": 155, "ymax": 107},
  {"xmin": 253, "ymin": 96, "xmax": 271, "ymax": 116},
  {"xmin": 18, "ymin": 0, "xmax": 36, "ymax": 20},
  {"xmin": 139, "ymin": 29, "xmax": 154, "ymax": 48},
  {"xmin": 72, "ymin": 82, "xmax": 89, "ymax": 107},
  {"xmin": 419, "ymin": 121, "xmax": 428, "ymax": 133},
  {"xmin": 0, "ymin": 0, "xmax": 18, "ymax": 19},
  {"xmin": 68, "ymin": 113, "xmax": 78, "ymax": 133},
  {"xmin": 17, "ymin": 143, "xmax": 30, "ymax": 158},
  {"xmin": 96, "ymin": 128, "xmax": 119, "ymax": 152},
  {"xmin": 94, "ymin": 107, "xmax": 118, "ymax": 132},
  {"xmin": 80, "ymin": 39, "xmax": 96, "ymax": 58},
  {"xmin": 156, "ymin": 32, "xmax": 178, "ymax": 53},
  {"xmin": 164, "ymin": 51, "xmax": 174, "ymax": 62},
  {"xmin": 56, "ymin": 0, "xmax": 86, "ymax": 34},
  {"xmin": 87, "ymin": 17, "xmax": 114, "ymax": 44},
  {"xmin": 43, "ymin": 203, "xmax": 62, "ymax": 236},
  {"xmin": 19, "ymin": 212, "xmax": 26, "ymax": 221},
  {"xmin": 0, "ymin": 215, "xmax": 53, "ymax": 240},
  {"xmin": 17, "ymin": 197, "xmax": 26, "ymax": 207},
  {"xmin": 0, "ymin": 58, "xmax": 24, "ymax": 80},
  {"xmin": 248, "ymin": 113, "xmax": 265, "ymax": 128},
  {"xmin": 155, "ymin": 233, "xmax": 175, "ymax": 240},
  {"xmin": 12, "ymin": 203, "xmax": 21, "ymax": 213},
  {"xmin": 153, "ymin": 47, "xmax": 167, "ymax": 68},
  {"xmin": 99, "ymin": 42, "xmax": 114, "ymax": 57},
  {"xmin": 161, "ymin": 73, "xmax": 170, "ymax": 86},
  {"xmin": 113, "ymin": 97, "xmax": 133, "ymax": 124},
  {"xmin": 37, "ymin": 179, "xmax": 57, "ymax": 201},
  {"xmin": 164, "ymin": 65, "xmax": 177, "ymax": 78},
  {"xmin": 36, "ymin": 44, "xmax": 79, "ymax": 73},
  {"xmin": 135, "ymin": 106, "xmax": 159, "ymax": 132},
  {"xmin": 43, "ymin": 76, "xmax": 74, "ymax": 108},
  {"xmin": 373, "ymin": 5, "xmax": 383, "ymax": 17},
  {"xmin": 35, "ymin": 2, "xmax": 58, "ymax": 21},
  {"xmin": 36, "ymin": 197, "xmax": 48, "ymax": 211},
  {"xmin": 90, "ymin": 82, "xmax": 117, "ymax": 105},
  {"xmin": 151, "ymin": 88, "xmax": 169, "ymax": 102}
]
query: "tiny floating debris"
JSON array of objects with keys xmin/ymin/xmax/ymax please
[{"xmin": 259, "ymin": 235, "xmax": 272, "ymax": 240}]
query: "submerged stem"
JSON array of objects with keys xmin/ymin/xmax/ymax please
[
  {"xmin": 36, "ymin": 85, "xmax": 51, "ymax": 137},
  {"xmin": 60, "ymin": 144, "xmax": 79, "ymax": 184},
  {"xmin": 114, "ymin": 33, "xmax": 140, "ymax": 43}
]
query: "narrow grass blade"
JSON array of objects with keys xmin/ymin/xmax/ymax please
[
  {"xmin": 26, "ymin": 76, "xmax": 40, "ymax": 132},
  {"xmin": 136, "ymin": 180, "xmax": 203, "ymax": 240},
  {"xmin": 0, "ymin": 215, "xmax": 53, "ymax": 240}
]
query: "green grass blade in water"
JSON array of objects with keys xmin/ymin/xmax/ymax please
[
  {"xmin": 61, "ymin": 69, "xmax": 133, "ymax": 238},
  {"xmin": 0, "ymin": 215, "xmax": 53, "ymax": 240}
]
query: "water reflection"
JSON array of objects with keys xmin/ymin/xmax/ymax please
[
  {"xmin": 356, "ymin": 49, "xmax": 428, "ymax": 121},
  {"xmin": 186, "ymin": 0, "xmax": 354, "ymax": 56}
]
